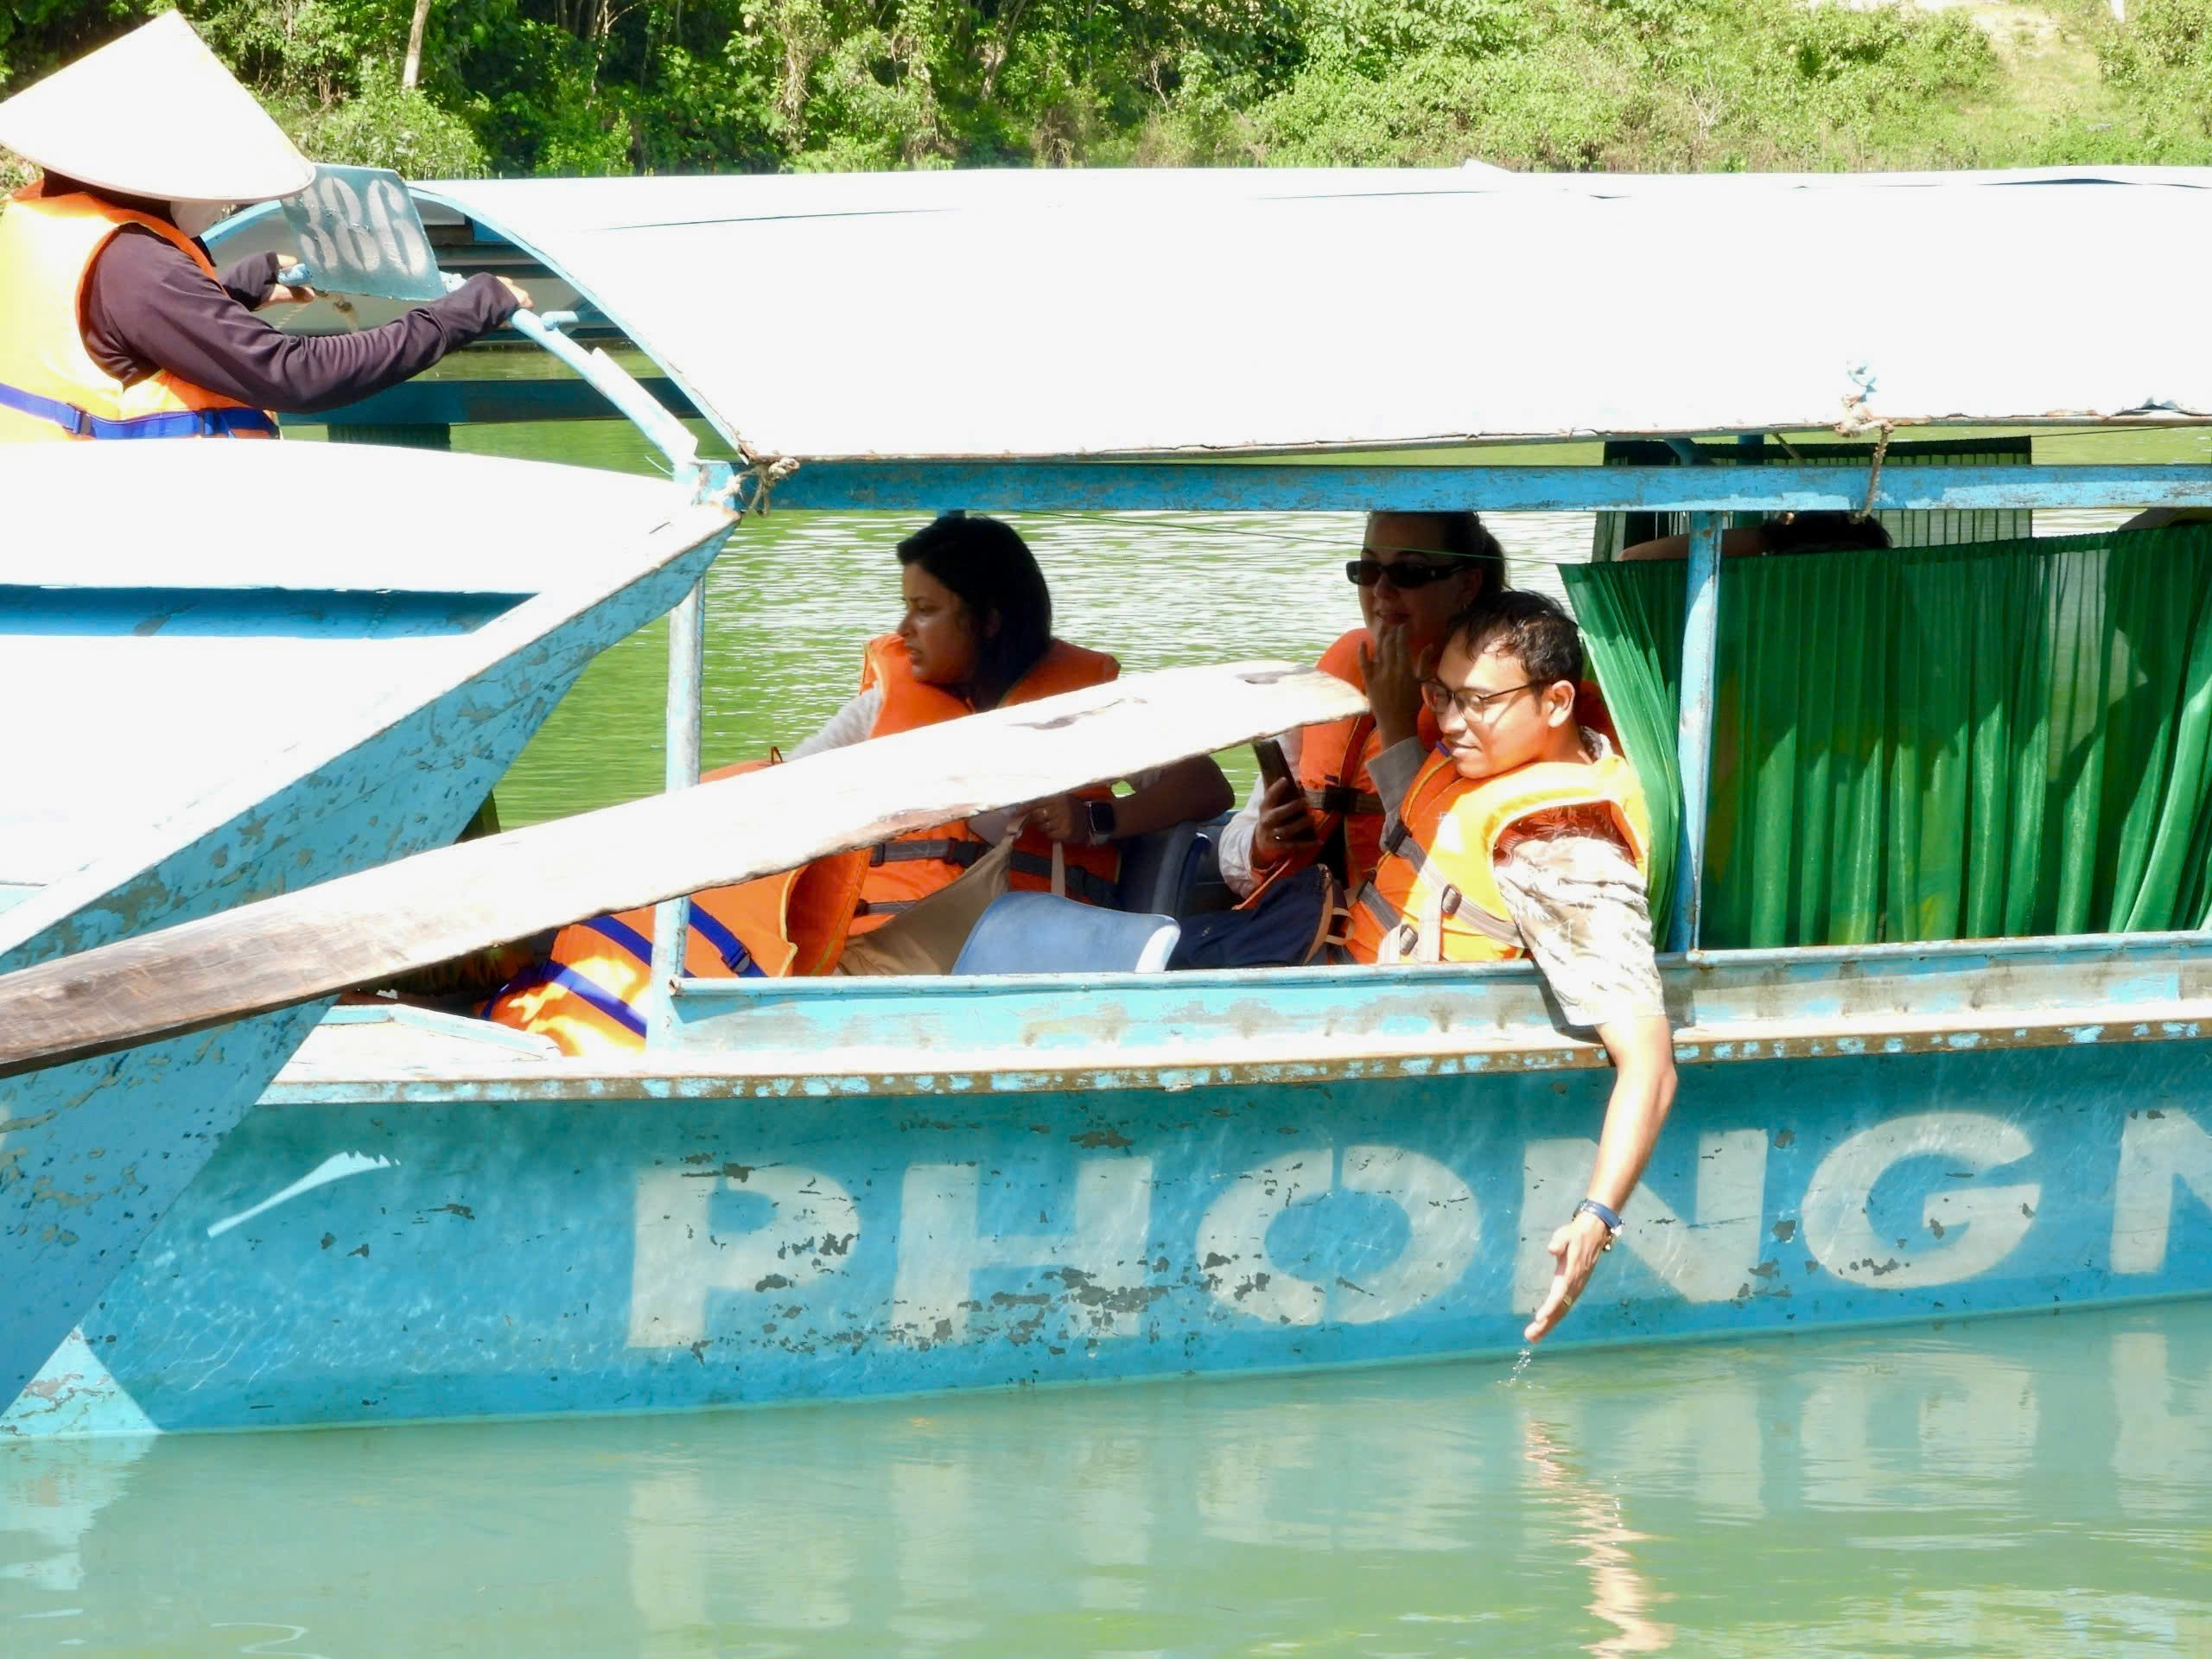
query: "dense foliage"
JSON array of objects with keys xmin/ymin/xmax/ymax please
[{"xmin": 5, "ymin": 0, "xmax": 2211, "ymax": 180}]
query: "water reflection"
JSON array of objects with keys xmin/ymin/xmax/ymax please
[
  {"xmin": 3, "ymin": 1305, "xmax": 2208, "ymax": 1656},
  {"xmin": 1521, "ymin": 1420, "xmax": 1672, "ymax": 1656}
]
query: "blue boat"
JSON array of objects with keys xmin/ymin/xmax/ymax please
[
  {"xmin": 0, "ymin": 437, "xmax": 734, "ymax": 1414},
  {"xmin": 9, "ymin": 165, "xmax": 2212, "ymax": 1437}
]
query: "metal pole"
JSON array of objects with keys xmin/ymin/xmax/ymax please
[
  {"xmin": 646, "ymin": 581, "xmax": 707, "ymax": 1040},
  {"xmin": 1670, "ymin": 512, "xmax": 1723, "ymax": 952},
  {"xmin": 499, "ymin": 297, "xmax": 722, "ymax": 1043}
]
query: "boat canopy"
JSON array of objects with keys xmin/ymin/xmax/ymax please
[{"xmin": 410, "ymin": 166, "xmax": 2212, "ymax": 463}]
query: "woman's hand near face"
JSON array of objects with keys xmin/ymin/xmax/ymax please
[
  {"xmin": 1251, "ymin": 775, "xmax": 1318, "ymax": 868},
  {"xmin": 1361, "ymin": 621, "xmax": 1423, "ymax": 749}
]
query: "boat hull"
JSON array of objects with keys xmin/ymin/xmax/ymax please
[
  {"xmin": 0, "ymin": 442, "xmax": 733, "ymax": 1408},
  {"xmin": 11, "ymin": 1003, "xmax": 2208, "ymax": 1436}
]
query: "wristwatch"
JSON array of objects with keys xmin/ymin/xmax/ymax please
[
  {"xmin": 1573, "ymin": 1198, "xmax": 1624, "ymax": 1251},
  {"xmin": 1084, "ymin": 797, "xmax": 1119, "ymax": 846}
]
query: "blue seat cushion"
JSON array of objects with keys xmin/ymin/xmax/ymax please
[{"xmin": 952, "ymin": 891, "xmax": 1181, "ymax": 976}]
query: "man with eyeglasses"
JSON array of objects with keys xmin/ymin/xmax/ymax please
[
  {"xmin": 1215, "ymin": 512, "xmax": 1506, "ymax": 906},
  {"xmin": 1344, "ymin": 590, "xmax": 1672, "ymax": 1343}
]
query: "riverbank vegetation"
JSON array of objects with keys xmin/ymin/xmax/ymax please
[{"xmin": 7, "ymin": 0, "xmax": 2212, "ymax": 180}]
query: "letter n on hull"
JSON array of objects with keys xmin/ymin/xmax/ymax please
[
  {"xmin": 1516, "ymin": 1131, "xmax": 1767, "ymax": 1308},
  {"xmin": 2113, "ymin": 1109, "xmax": 2212, "ymax": 1276}
]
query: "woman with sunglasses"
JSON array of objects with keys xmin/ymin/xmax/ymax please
[{"xmin": 1213, "ymin": 512, "xmax": 1506, "ymax": 908}]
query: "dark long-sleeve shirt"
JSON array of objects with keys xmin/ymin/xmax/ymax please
[{"xmin": 83, "ymin": 226, "xmax": 520, "ymax": 415}]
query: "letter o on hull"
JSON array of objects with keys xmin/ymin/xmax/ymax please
[{"xmin": 1196, "ymin": 1145, "xmax": 1479, "ymax": 1325}]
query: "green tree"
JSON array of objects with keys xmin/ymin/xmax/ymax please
[{"xmin": 6, "ymin": 0, "xmax": 2212, "ymax": 183}]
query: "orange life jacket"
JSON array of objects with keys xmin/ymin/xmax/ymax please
[
  {"xmin": 481, "ymin": 630, "xmax": 1127, "ymax": 1054},
  {"xmin": 1344, "ymin": 736, "xmax": 1651, "ymax": 965},
  {"xmin": 1253, "ymin": 629, "xmax": 1624, "ymax": 902},
  {"xmin": 851, "ymin": 633, "xmax": 1123, "ymax": 931},
  {"xmin": 0, "ymin": 185, "xmax": 279, "ymax": 442},
  {"xmin": 481, "ymin": 759, "xmax": 868, "ymax": 1057},
  {"xmin": 1252, "ymin": 628, "xmax": 1443, "ymax": 899}
]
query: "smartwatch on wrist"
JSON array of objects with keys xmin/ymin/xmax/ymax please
[
  {"xmin": 1084, "ymin": 797, "xmax": 1119, "ymax": 846},
  {"xmin": 1573, "ymin": 1198, "xmax": 1624, "ymax": 1250}
]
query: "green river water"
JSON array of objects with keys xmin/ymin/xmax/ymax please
[{"xmin": 4, "ymin": 420, "xmax": 2209, "ymax": 1654}]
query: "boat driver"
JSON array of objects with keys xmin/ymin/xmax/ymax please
[{"xmin": 0, "ymin": 13, "xmax": 529, "ymax": 445}]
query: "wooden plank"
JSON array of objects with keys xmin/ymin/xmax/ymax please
[{"xmin": 0, "ymin": 663, "xmax": 1367, "ymax": 1077}]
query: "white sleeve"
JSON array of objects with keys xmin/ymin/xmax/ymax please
[
  {"xmin": 1366, "ymin": 737, "xmax": 1427, "ymax": 843},
  {"xmin": 1217, "ymin": 727, "xmax": 1304, "ymax": 899},
  {"xmin": 785, "ymin": 687, "xmax": 882, "ymax": 761}
]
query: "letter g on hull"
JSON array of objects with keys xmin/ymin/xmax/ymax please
[{"xmin": 1800, "ymin": 1112, "xmax": 2038, "ymax": 1289}]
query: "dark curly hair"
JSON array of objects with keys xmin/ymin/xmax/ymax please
[
  {"xmin": 1444, "ymin": 589, "xmax": 1586, "ymax": 690},
  {"xmin": 895, "ymin": 515, "xmax": 1054, "ymax": 710}
]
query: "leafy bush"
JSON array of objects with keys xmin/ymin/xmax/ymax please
[{"xmin": 296, "ymin": 67, "xmax": 489, "ymax": 174}]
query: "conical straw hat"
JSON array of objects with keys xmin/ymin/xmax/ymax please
[{"xmin": 0, "ymin": 13, "xmax": 314, "ymax": 204}]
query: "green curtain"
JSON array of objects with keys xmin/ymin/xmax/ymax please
[
  {"xmin": 1560, "ymin": 558, "xmax": 1684, "ymax": 934},
  {"xmin": 1562, "ymin": 524, "xmax": 2212, "ymax": 950}
]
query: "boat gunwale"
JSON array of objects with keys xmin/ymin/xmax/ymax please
[
  {"xmin": 264, "ymin": 925, "xmax": 2212, "ymax": 1102},
  {"xmin": 260, "ymin": 999, "xmax": 2212, "ymax": 1103}
]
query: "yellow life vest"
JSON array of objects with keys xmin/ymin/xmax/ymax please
[
  {"xmin": 853, "ymin": 633, "xmax": 1124, "ymax": 929},
  {"xmin": 1248, "ymin": 630, "xmax": 1621, "ymax": 906},
  {"xmin": 0, "ymin": 186, "xmax": 278, "ymax": 442},
  {"xmin": 1344, "ymin": 738, "xmax": 1651, "ymax": 965}
]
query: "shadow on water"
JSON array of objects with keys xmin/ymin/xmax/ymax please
[{"xmin": 3, "ymin": 1304, "xmax": 2209, "ymax": 1656}]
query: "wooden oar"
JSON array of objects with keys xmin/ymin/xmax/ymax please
[{"xmin": 0, "ymin": 661, "xmax": 1367, "ymax": 1077}]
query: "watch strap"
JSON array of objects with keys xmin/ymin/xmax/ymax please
[{"xmin": 1573, "ymin": 1197, "xmax": 1624, "ymax": 1249}]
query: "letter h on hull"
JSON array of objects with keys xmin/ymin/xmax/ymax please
[{"xmin": 892, "ymin": 1159, "xmax": 1154, "ymax": 1344}]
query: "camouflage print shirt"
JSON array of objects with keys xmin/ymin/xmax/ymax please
[
  {"xmin": 1491, "ymin": 817, "xmax": 1665, "ymax": 1029},
  {"xmin": 1369, "ymin": 732, "xmax": 1666, "ymax": 1030}
]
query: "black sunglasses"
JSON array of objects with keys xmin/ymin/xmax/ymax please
[{"xmin": 1344, "ymin": 557, "xmax": 1465, "ymax": 591}]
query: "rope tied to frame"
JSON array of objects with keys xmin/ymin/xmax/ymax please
[
  {"xmin": 731, "ymin": 447, "xmax": 799, "ymax": 516},
  {"xmin": 1835, "ymin": 361, "xmax": 1893, "ymax": 524},
  {"xmin": 1847, "ymin": 423, "xmax": 1892, "ymax": 524}
]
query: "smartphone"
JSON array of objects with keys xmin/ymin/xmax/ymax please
[{"xmin": 1251, "ymin": 738, "xmax": 1293, "ymax": 795}]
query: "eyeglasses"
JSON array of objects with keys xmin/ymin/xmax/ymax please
[
  {"xmin": 1344, "ymin": 556, "xmax": 1465, "ymax": 591},
  {"xmin": 1421, "ymin": 677, "xmax": 1541, "ymax": 721}
]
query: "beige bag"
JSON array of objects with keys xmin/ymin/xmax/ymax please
[{"xmin": 835, "ymin": 831, "xmax": 1018, "ymax": 977}]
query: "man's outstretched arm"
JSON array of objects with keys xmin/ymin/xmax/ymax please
[
  {"xmin": 1491, "ymin": 829, "xmax": 1674, "ymax": 1344},
  {"xmin": 1523, "ymin": 1012, "xmax": 1675, "ymax": 1344}
]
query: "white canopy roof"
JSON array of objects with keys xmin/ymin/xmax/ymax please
[{"xmin": 422, "ymin": 166, "xmax": 2212, "ymax": 461}]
